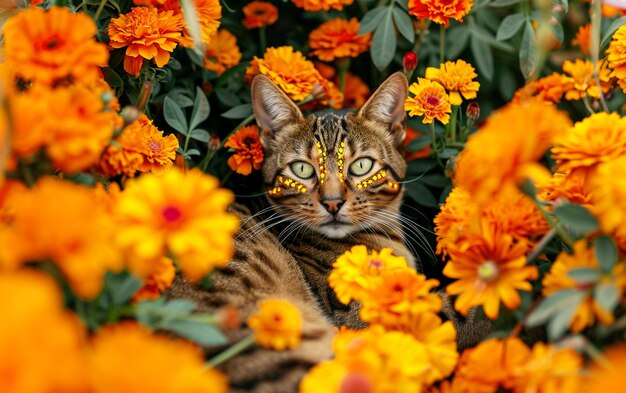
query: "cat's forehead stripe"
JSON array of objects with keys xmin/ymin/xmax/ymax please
[{"xmin": 314, "ymin": 114, "xmax": 348, "ymax": 153}]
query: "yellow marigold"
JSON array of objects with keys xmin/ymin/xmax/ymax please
[
  {"xmin": 203, "ymin": 29, "xmax": 242, "ymax": 75},
  {"xmin": 108, "ymin": 7, "xmax": 191, "ymax": 76},
  {"xmin": 425, "ymin": 60, "xmax": 480, "ymax": 105},
  {"xmin": 247, "ymin": 298, "xmax": 303, "ymax": 350},
  {"xmin": 90, "ymin": 322, "xmax": 227, "ymax": 393},
  {"xmin": 513, "ymin": 72, "xmax": 573, "ymax": 104},
  {"xmin": 245, "ymin": 46, "xmax": 340, "ymax": 107},
  {"xmin": 552, "ymin": 112, "xmax": 626, "ymax": 183},
  {"xmin": 562, "ymin": 59, "xmax": 611, "ymax": 100},
  {"xmin": 543, "ymin": 241, "xmax": 626, "ymax": 332},
  {"xmin": 444, "ymin": 223, "xmax": 538, "ymax": 319},
  {"xmin": 328, "ymin": 245, "xmax": 411, "ymax": 304},
  {"xmin": 572, "ymin": 23, "xmax": 591, "ymax": 56},
  {"xmin": 539, "ymin": 171, "xmax": 592, "ymax": 207},
  {"xmin": 514, "ymin": 342, "xmax": 582, "ymax": 393},
  {"xmin": 309, "ymin": 18, "xmax": 371, "ymax": 62},
  {"xmin": 607, "ymin": 24, "xmax": 626, "ymax": 93},
  {"xmin": 132, "ymin": 256, "xmax": 176, "ymax": 302},
  {"xmin": 454, "ymin": 100, "xmax": 572, "ymax": 205},
  {"xmin": 405, "ymin": 78, "xmax": 452, "ymax": 124},
  {"xmin": 114, "ymin": 168, "xmax": 239, "ymax": 281},
  {"xmin": 586, "ymin": 344, "xmax": 626, "ymax": 393},
  {"xmin": 224, "ymin": 125, "xmax": 264, "ymax": 175},
  {"xmin": 1, "ymin": 6, "xmax": 108, "ymax": 88},
  {"xmin": 360, "ymin": 269, "xmax": 441, "ymax": 327},
  {"xmin": 588, "ymin": 157, "xmax": 626, "ymax": 241},
  {"xmin": 408, "ymin": 0, "xmax": 473, "ymax": 27},
  {"xmin": 290, "ymin": 0, "xmax": 353, "ymax": 11},
  {"xmin": 0, "ymin": 270, "xmax": 89, "ymax": 393},
  {"xmin": 242, "ymin": 1, "xmax": 278, "ymax": 29}
]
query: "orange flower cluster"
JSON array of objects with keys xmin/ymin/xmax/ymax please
[
  {"xmin": 408, "ymin": 0, "xmax": 473, "ymax": 27},
  {"xmin": 513, "ymin": 72, "xmax": 573, "ymax": 103},
  {"xmin": 561, "ymin": 59, "xmax": 611, "ymax": 100},
  {"xmin": 132, "ymin": 257, "xmax": 176, "ymax": 302},
  {"xmin": 315, "ymin": 62, "xmax": 370, "ymax": 109},
  {"xmin": 225, "ymin": 125, "xmax": 264, "ymax": 175},
  {"xmin": 607, "ymin": 24, "xmax": 626, "ymax": 93},
  {"xmin": 243, "ymin": 1, "xmax": 278, "ymax": 29},
  {"xmin": 290, "ymin": 0, "xmax": 353, "ymax": 11},
  {"xmin": 589, "ymin": 156, "xmax": 626, "ymax": 251},
  {"xmin": 405, "ymin": 78, "xmax": 452, "ymax": 124},
  {"xmin": 309, "ymin": 18, "xmax": 371, "ymax": 62},
  {"xmin": 572, "ymin": 23, "xmax": 591, "ymax": 56},
  {"xmin": 203, "ymin": 29, "xmax": 242, "ymax": 75},
  {"xmin": 425, "ymin": 60, "xmax": 480, "ymax": 105},
  {"xmin": 99, "ymin": 114, "xmax": 179, "ymax": 177},
  {"xmin": 245, "ymin": 46, "xmax": 343, "ymax": 108},
  {"xmin": 1, "ymin": 7, "xmax": 108, "ymax": 88}
]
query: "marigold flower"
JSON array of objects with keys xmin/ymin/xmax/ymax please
[
  {"xmin": 132, "ymin": 257, "xmax": 176, "ymax": 302},
  {"xmin": 405, "ymin": 78, "xmax": 452, "ymax": 124},
  {"xmin": 588, "ymin": 157, "xmax": 626, "ymax": 242},
  {"xmin": 543, "ymin": 241, "xmax": 626, "ymax": 332},
  {"xmin": 514, "ymin": 342, "xmax": 582, "ymax": 393},
  {"xmin": 290, "ymin": 0, "xmax": 353, "ymax": 11},
  {"xmin": 444, "ymin": 223, "xmax": 538, "ymax": 319},
  {"xmin": 224, "ymin": 125, "xmax": 264, "ymax": 175},
  {"xmin": 343, "ymin": 73, "xmax": 370, "ymax": 109},
  {"xmin": 90, "ymin": 322, "xmax": 227, "ymax": 393},
  {"xmin": 243, "ymin": 1, "xmax": 278, "ymax": 29},
  {"xmin": 539, "ymin": 171, "xmax": 592, "ymax": 207},
  {"xmin": 309, "ymin": 18, "xmax": 371, "ymax": 62},
  {"xmin": 562, "ymin": 59, "xmax": 611, "ymax": 100},
  {"xmin": 0, "ymin": 271, "xmax": 90, "ymax": 393},
  {"xmin": 408, "ymin": 0, "xmax": 473, "ymax": 27},
  {"xmin": 108, "ymin": 7, "xmax": 191, "ymax": 76},
  {"xmin": 2, "ymin": 6, "xmax": 108, "ymax": 88},
  {"xmin": 114, "ymin": 168, "xmax": 239, "ymax": 281},
  {"xmin": 425, "ymin": 60, "xmax": 480, "ymax": 105},
  {"xmin": 512, "ymin": 72, "xmax": 573, "ymax": 104},
  {"xmin": 586, "ymin": 344, "xmax": 626, "ymax": 392},
  {"xmin": 551, "ymin": 112, "xmax": 626, "ymax": 182},
  {"xmin": 247, "ymin": 299, "xmax": 303, "ymax": 350},
  {"xmin": 607, "ymin": 24, "xmax": 626, "ymax": 93},
  {"xmin": 572, "ymin": 23, "xmax": 591, "ymax": 56},
  {"xmin": 454, "ymin": 100, "xmax": 572, "ymax": 205},
  {"xmin": 328, "ymin": 245, "xmax": 411, "ymax": 304},
  {"xmin": 203, "ymin": 29, "xmax": 242, "ymax": 75}
]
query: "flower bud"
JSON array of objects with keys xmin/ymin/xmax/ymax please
[
  {"xmin": 136, "ymin": 80, "xmax": 153, "ymax": 112},
  {"xmin": 403, "ymin": 52, "xmax": 418, "ymax": 73},
  {"xmin": 209, "ymin": 134, "xmax": 221, "ymax": 151},
  {"xmin": 466, "ymin": 101, "xmax": 480, "ymax": 122},
  {"xmin": 120, "ymin": 105, "xmax": 140, "ymax": 126}
]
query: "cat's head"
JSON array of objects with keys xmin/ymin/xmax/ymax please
[{"xmin": 251, "ymin": 72, "xmax": 408, "ymax": 239}]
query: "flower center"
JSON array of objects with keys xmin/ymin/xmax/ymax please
[
  {"xmin": 243, "ymin": 137, "xmax": 256, "ymax": 146},
  {"xmin": 340, "ymin": 372, "xmax": 373, "ymax": 393},
  {"xmin": 478, "ymin": 260, "xmax": 499, "ymax": 282},
  {"xmin": 426, "ymin": 95, "xmax": 440, "ymax": 106},
  {"xmin": 147, "ymin": 140, "xmax": 161, "ymax": 153},
  {"xmin": 368, "ymin": 258, "xmax": 383, "ymax": 268},
  {"xmin": 162, "ymin": 205, "xmax": 182, "ymax": 222},
  {"xmin": 41, "ymin": 34, "xmax": 65, "ymax": 50}
]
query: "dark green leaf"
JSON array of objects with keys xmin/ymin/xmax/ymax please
[
  {"xmin": 526, "ymin": 289, "xmax": 582, "ymax": 327},
  {"xmin": 221, "ymin": 103, "xmax": 252, "ymax": 119},
  {"xmin": 190, "ymin": 87, "xmax": 210, "ymax": 130},
  {"xmin": 106, "ymin": 272, "xmax": 142, "ymax": 306},
  {"xmin": 496, "ymin": 14, "xmax": 525, "ymax": 41},
  {"xmin": 438, "ymin": 148, "xmax": 459, "ymax": 159},
  {"xmin": 166, "ymin": 319, "xmax": 228, "ymax": 346},
  {"xmin": 520, "ymin": 21, "xmax": 539, "ymax": 79},
  {"xmin": 406, "ymin": 135, "xmax": 431, "ymax": 151},
  {"xmin": 404, "ymin": 182, "xmax": 439, "ymax": 208},
  {"xmin": 470, "ymin": 37, "xmax": 494, "ymax": 81},
  {"xmin": 102, "ymin": 68, "xmax": 123, "ymax": 88},
  {"xmin": 163, "ymin": 97, "xmax": 188, "ymax": 135},
  {"xmin": 392, "ymin": 7, "xmax": 414, "ymax": 43},
  {"xmin": 419, "ymin": 174, "xmax": 450, "ymax": 188},
  {"xmin": 490, "ymin": 0, "xmax": 521, "ymax": 7},
  {"xmin": 216, "ymin": 88, "xmax": 241, "ymax": 107},
  {"xmin": 601, "ymin": 17, "xmax": 626, "ymax": 51},
  {"xmin": 552, "ymin": 22, "xmax": 564, "ymax": 43},
  {"xmin": 186, "ymin": 47, "xmax": 205, "ymax": 67},
  {"xmin": 189, "ymin": 129, "xmax": 211, "ymax": 143},
  {"xmin": 359, "ymin": 6, "xmax": 387, "ymax": 34},
  {"xmin": 567, "ymin": 267, "xmax": 600, "ymax": 283},
  {"xmin": 168, "ymin": 92, "xmax": 194, "ymax": 108},
  {"xmin": 446, "ymin": 26, "xmax": 470, "ymax": 58},
  {"xmin": 594, "ymin": 283, "xmax": 620, "ymax": 313},
  {"xmin": 186, "ymin": 148, "xmax": 201, "ymax": 156},
  {"xmin": 554, "ymin": 0, "xmax": 568, "ymax": 12},
  {"xmin": 547, "ymin": 299, "xmax": 580, "ymax": 340},
  {"xmin": 371, "ymin": 10, "xmax": 396, "ymax": 71},
  {"xmin": 595, "ymin": 235, "xmax": 618, "ymax": 273},
  {"xmin": 554, "ymin": 203, "xmax": 599, "ymax": 236}
]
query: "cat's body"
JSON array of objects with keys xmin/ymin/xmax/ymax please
[{"xmin": 167, "ymin": 73, "xmax": 489, "ymax": 392}]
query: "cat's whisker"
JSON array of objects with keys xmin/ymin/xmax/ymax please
[
  {"xmin": 372, "ymin": 209, "xmax": 436, "ymax": 260},
  {"xmin": 396, "ymin": 169, "xmax": 429, "ymax": 185},
  {"xmin": 400, "ymin": 203, "xmax": 438, "ymax": 228},
  {"xmin": 237, "ymin": 211, "xmax": 292, "ymax": 240}
]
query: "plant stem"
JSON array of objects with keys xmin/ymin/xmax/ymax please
[
  {"xmin": 439, "ymin": 24, "xmax": 445, "ymax": 64},
  {"xmin": 532, "ymin": 200, "xmax": 575, "ymax": 249},
  {"xmin": 94, "ymin": 0, "xmax": 108, "ymax": 20},
  {"xmin": 590, "ymin": 0, "xmax": 610, "ymax": 113},
  {"xmin": 259, "ymin": 27, "xmax": 267, "ymax": 55},
  {"xmin": 447, "ymin": 106, "xmax": 459, "ymax": 143},
  {"xmin": 206, "ymin": 335, "xmax": 255, "ymax": 367},
  {"xmin": 582, "ymin": 95, "xmax": 595, "ymax": 115},
  {"xmin": 526, "ymin": 227, "xmax": 556, "ymax": 263},
  {"xmin": 336, "ymin": 58, "xmax": 351, "ymax": 94}
]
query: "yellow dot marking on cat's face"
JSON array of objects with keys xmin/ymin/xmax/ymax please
[{"xmin": 357, "ymin": 169, "xmax": 393, "ymax": 190}]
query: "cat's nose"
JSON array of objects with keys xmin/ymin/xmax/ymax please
[{"xmin": 321, "ymin": 198, "xmax": 345, "ymax": 214}]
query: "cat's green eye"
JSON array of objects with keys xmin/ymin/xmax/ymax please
[
  {"xmin": 290, "ymin": 161, "xmax": 315, "ymax": 179},
  {"xmin": 349, "ymin": 157, "xmax": 374, "ymax": 176}
]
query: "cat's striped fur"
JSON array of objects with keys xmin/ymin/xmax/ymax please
[{"xmin": 166, "ymin": 73, "xmax": 489, "ymax": 393}]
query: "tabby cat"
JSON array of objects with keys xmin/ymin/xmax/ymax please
[{"xmin": 167, "ymin": 72, "xmax": 488, "ymax": 393}]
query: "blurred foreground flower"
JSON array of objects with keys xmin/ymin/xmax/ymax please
[
  {"xmin": 242, "ymin": 1, "xmax": 278, "ymax": 29},
  {"xmin": 290, "ymin": 0, "xmax": 353, "ymax": 11},
  {"xmin": 248, "ymin": 299, "xmax": 303, "ymax": 350}
]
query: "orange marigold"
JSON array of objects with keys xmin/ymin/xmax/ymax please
[
  {"xmin": 572, "ymin": 23, "xmax": 591, "ymax": 56},
  {"xmin": 242, "ymin": 1, "xmax": 278, "ymax": 29},
  {"xmin": 225, "ymin": 125, "xmax": 264, "ymax": 175},
  {"xmin": 425, "ymin": 60, "xmax": 480, "ymax": 105},
  {"xmin": 454, "ymin": 99, "xmax": 572, "ymax": 205},
  {"xmin": 405, "ymin": 78, "xmax": 452, "ymax": 124},
  {"xmin": 290, "ymin": 0, "xmax": 353, "ymax": 11},
  {"xmin": 108, "ymin": 7, "xmax": 191, "ymax": 76},
  {"xmin": 514, "ymin": 342, "xmax": 582, "ymax": 393},
  {"xmin": 588, "ymin": 156, "xmax": 626, "ymax": 241},
  {"xmin": 586, "ymin": 344, "xmax": 626, "ymax": 393},
  {"xmin": 562, "ymin": 58, "xmax": 611, "ymax": 100},
  {"xmin": 309, "ymin": 18, "xmax": 371, "ymax": 62},
  {"xmin": 512, "ymin": 72, "xmax": 573, "ymax": 104},
  {"xmin": 408, "ymin": 0, "xmax": 473, "ymax": 27},
  {"xmin": 444, "ymin": 223, "xmax": 538, "ymax": 319},
  {"xmin": 90, "ymin": 322, "xmax": 227, "ymax": 393},
  {"xmin": 606, "ymin": 24, "xmax": 626, "ymax": 93},
  {"xmin": 203, "ymin": 29, "xmax": 242, "ymax": 75},
  {"xmin": 539, "ymin": 171, "xmax": 592, "ymax": 207},
  {"xmin": 0, "ymin": 270, "xmax": 90, "ymax": 393},
  {"xmin": 343, "ymin": 72, "xmax": 370, "ymax": 108},
  {"xmin": 1, "ymin": 6, "xmax": 108, "ymax": 88},
  {"xmin": 132, "ymin": 256, "xmax": 176, "ymax": 302},
  {"xmin": 247, "ymin": 299, "xmax": 303, "ymax": 350}
]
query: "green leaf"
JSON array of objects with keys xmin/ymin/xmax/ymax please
[
  {"xmin": 166, "ymin": 319, "xmax": 228, "ymax": 346},
  {"xmin": 567, "ymin": 267, "xmax": 600, "ymax": 284},
  {"xmin": 554, "ymin": 0, "xmax": 568, "ymax": 12},
  {"xmin": 221, "ymin": 103, "xmax": 253, "ymax": 119},
  {"xmin": 446, "ymin": 26, "xmax": 470, "ymax": 58},
  {"xmin": 419, "ymin": 174, "xmax": 450, "ymax": 188},
  {"xmin": 526, "ymin": 289, "xmax": 583, "ymax": 327},
  {"xmin": 359, "ymin": 6, "xmax": 387, "ymax": 34},
  {"xmin": 438, "ymin": 148, "xmax": 459, "ymax": 159},
  {"xmin": 490, "ymin": 0, "xmax": 521, "ymax": 7},
  {"xmin": 392, "ymin": 7, "xmax": 414, "ymax": 43},
  {"xmin": 519, "ymin": 21, "xmax": 539, "ymax": 79},
  {"xmin": 552, "ymin": 22, "xmax": 564, "ymax": 43},
  {"xmin": 470, "ymin": 37, "xmax": 494, "ymax": 81},
  {"xmin": 554, "ymin": 204, "xmax": 600, "ymax": 237},
  {"xmin": 594, "ymin": 283, "xmax": 620, "ymax": 313},
  {"xmin": 406, "ymin": 135, "xmax": 431, "ymax": 151},
  {"xmin": 496, "ymin": 14, "xmax": 525, "ymax": 41},
  {"xmin": 186, "ymin": 148, "xmax": 201, "ymax": 156},
  {"xmin": 163, "ymin": 96, "xmax": 189, "ymax": 135},
  {"xmin": 371, "ymin": 10, "xmax": 396, "ymax": 71},
  {"xmin": 595, "ymin": 235, "xmax": 618, "ymax": 273},
  {"xmin": 167, "ymin": 91, "xmax": 194, "ymax": 108},
  {"xmin": 547, "ymin": 299, "xmax": 580, "ymax": 340},
  {"xmin": 601, "ymin": 17, "xmax": 626, "ymax": 51},
  {"xmin": 190, "ymin": 87, "xmax": 210, "ymax": 131},
  {"xmin": 106, "ymin": 272, "xmax": 142, "ymax": 306},
  {"xmin": 216, "ymin": 88, "xmax": 241, "ymax": 107},
  {"xmin": 404, "ymin": 182, "xmax": 439, "ymax": 208},
  {"xmin": 102, "ymin": 68, "xmax": 123, "ymax": 88},
  {"xmin": 189, "ymin": 129, "xmax": 211, "ymax": 143}
]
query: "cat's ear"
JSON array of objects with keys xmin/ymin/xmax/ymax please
[
  {"xmin": 357, "ymin": 72, "xmax": 408, "ymax": 145},
  {"xmin": 251, "ymin": 75, "xmax": 304, "ymax": 148}
]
